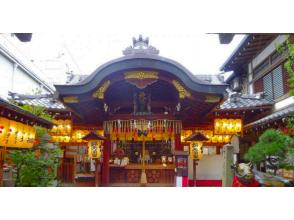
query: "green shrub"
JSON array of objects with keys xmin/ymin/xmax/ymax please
[{"xmin": 245, "ymin": 129, "xmax": 290, "ymax": 164}]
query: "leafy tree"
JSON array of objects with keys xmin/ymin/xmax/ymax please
[
  {"xmin": 18, "ymin": 104, "xmax": 55, "ymax": 122},
  {"xmin": 281, "ymin": 148, "xmax": 294, "ymax": 170},
  {"xmin": 276, "ymin": 36, "xmax": 294, "ymax": 96},
  {"xmin": 245, "ymin": 129, "xmax": 290, "ymax": 165},
  {"xmin": 9, "ymin": 135, "xmax": 62, "ymax": 187},
  {"xmin": 276, "ymin": 36, "xmax": 294, "ymax": 134}
]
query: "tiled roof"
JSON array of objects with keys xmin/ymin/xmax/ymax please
[
  {"xmin": 9, "ymin": 92, "xmax": 66, "ymax": 110},
  {"xmin": 245, "ymin": 105, "xmax": 294, "ymax": 128},
  {"xmin": 218, "ymin": 92, "xmax": 273, "ymax": 110},
  {"xmin": 196, "ymin": 74, "xmax": 225, "ymax": 85},
  {"xmin": 66, "ymin": 74, "xmax": 89, "ymax": 85},
  {"xmin": 0, "ymin": 97, "xmax": 53, "ymax": 128}
]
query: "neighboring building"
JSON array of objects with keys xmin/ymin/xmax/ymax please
[
  {"xmin": 221, "ymin": 34, "xmax": 294, "ymax": 157},
  {"xmin": 0, "ymin": 34, "xmax": 55, "ymax": 99}
]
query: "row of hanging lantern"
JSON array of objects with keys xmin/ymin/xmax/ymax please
[
  {"xmin": 214, "ymin": 118, "xmax": 242, "ymax": 135},
  {"xmin": 71, "ymin": 130, "xmax": 89, "ymax": 143},
  {"xmin": 50, "ymin": 119, "xmax": 72, "ymax": 136},
  {"xmin": 181, "ymin": 130, "xmax": 231, "ymax": 144},
  {"xmin": 0, "ymin": 117, "xmax": 36, "ymax": 148},
  {"xmin": 50, "ymin": 119, "xmax": 72, "ymax": 143},
  {"xmin": 50, "ymin": 135, "xmax": 71, "ymax": 143},
  {"xmin": 103, "ymin": 119, "xmax": 182, "ymax": 141},
  {"xmin": 50, "ymin": 128, "xmax": 104, "ymax": 144}
]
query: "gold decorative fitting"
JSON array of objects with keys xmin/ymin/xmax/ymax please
[
  {"xmin": 93, "ymin": 80, "xmax": 111, "ymax": 99},
  {"xmin": 63, "ymin": 96, "xmax": 79, "ymax": 103},
  {"xmin": 205, "ymin": 95, "xmax": 221, "ymax": 103},
  {"xmin": 124, "ymin": 71, "xmax": 159, "ymax": 80},
  {"xmin": 172, "ymin": 80, "xmax": 191, "ymax": 99}
]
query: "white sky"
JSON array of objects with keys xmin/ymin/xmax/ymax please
[{"xmin": 9, "ymin": 33, "xmax": 245, "ymax": 84}]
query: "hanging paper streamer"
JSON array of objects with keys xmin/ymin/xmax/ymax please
[{"xmin": 103, "ymin": 119, "xmax": 182, "ymax": 141}]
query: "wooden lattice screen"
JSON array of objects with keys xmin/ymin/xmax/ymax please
[
  {"xmin": 273, "ymin": 65, "xmax": 284, "ymax": 99},
  {"xmin": 263, "ymin": 73, "xmax": 273, "ymax": 101}
]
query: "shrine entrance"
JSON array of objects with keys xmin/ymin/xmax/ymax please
[{"xmin": 54, "ymin": 36, "xmax": 227, "ymax": 186}]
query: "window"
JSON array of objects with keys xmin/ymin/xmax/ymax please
[
  {"xmin": 271, "ymin": 50, "xmax": 282, "ymax": 64},
  {"xmin": 254, "ymin": 59, "xmax": 270, "ymax": 77},
  {"xmin": 263, "ymin": 73, "xmax": 273, "ymax": 101},
  {"xmin": 263, "ymin": 65, "xmax": 284, "ymax": 101},
  {"xmin": 272, "ymin": 65, "xmax": 284, "ymax": 98}
]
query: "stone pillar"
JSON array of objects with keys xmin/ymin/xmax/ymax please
[
  {"xmin": 222, "ymin": 144, "xmax": 234, "ymax": 187},
  {"xmin": 102, "ymin": 135, "xmax": 110, "ymax": 186},
  {"xmin": 231, "ymin": 135, "xmax": 240, "ymax": 163}
]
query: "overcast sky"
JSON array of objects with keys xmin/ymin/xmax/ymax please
[{"xmin": 8, "ymin": 33, "xmax": 245, "ymax": 84}]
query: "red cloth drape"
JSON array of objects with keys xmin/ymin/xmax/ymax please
[{"xmin": 232, "ymin": 176, "xmax": 260, "ymax": 187}]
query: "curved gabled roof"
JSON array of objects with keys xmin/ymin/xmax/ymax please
[
  {"xmin": 55, "ymin": 55, "xmax": 227, "ymax": 95},
  {"xmin": 55, "ymin": 36, "xmax": 227, "ymax": 96}
]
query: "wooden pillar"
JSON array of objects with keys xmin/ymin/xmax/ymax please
[
  {"xmin": 95, "ymin": 159, "xmax": 100, "ymax": 187},
  {"xmin": 102, "ymin": 135, "xmax": 110, "ymax": 186},
  {"xmin": 0, "ymin": 147, "xmax": 7, "ymax": 187},
  {"xmin": 289, "ymin": 34, "xmax": 294, "ymax": 43},
  {"xmin": 193, "ymin": 160, "xmax": 196, "ymax": 187},
  {"xmin": 175, "ymin": 133, "xmax": 182, "ymax": 151},
  {"xmin": 0, "ymin": 149, "xmax": 3, "ymax": 187}
]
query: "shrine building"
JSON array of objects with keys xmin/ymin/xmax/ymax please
[{"xmin": 8, "ymin": 35, "xmax": 278, "ymax": 186}]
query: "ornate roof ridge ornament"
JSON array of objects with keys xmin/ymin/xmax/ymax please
[{"xmin": 122, "ymin": 35, "xmax": 159, "ymax": 56}]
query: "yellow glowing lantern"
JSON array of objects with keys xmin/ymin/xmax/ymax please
[
  {"xmin": 71, "ymin": 130, "xmax": 90, "ymax": 143},
  {"xmin": 16, "ymin": 122, "xmax": 24, "ymax": 146},
  {"xmin": 27, "ymin": 126, "xmax": 35, "ymax": 148},
  {"xmin": 51, "ymin": 125, "xmax": 57, "ymax": 133},
  {"xmin": 224, "ymin": 135, "xmax": 231, "ymax": 143},
  {"xmin": 0, "ymin": 117, "xmax": 9, "ymax": 145},
  {"xmin": 7, "ymin": 120, "xmax": 17, "ymax": 147},
  {"xmin": 0, "ymin": 117, "xmax": 36, "ymax": 148},
  {"xmin": 22, "ymin": 125, "xmax": 28, "ymax": 148},
  {"xmin": 50, "ymin": 119, "xmax": 72, "ymax": 143},
  {"xmin": 184, "ymin": 132, "xmax": 208, "ymax": 187},
  {"xmin": 214, "ymin": 118, "xmax": 242, "ymax": 135},
  {"xmin": 184, "ymin": 132, "xmax": 208, "ymax": 160},
  {"xmin": 190, "ymin": 142, "xmax": 203, "ymax": 160},
  {"xmin": 82, "ymin": 132, "xmax": 106, "ymax": 159}
]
